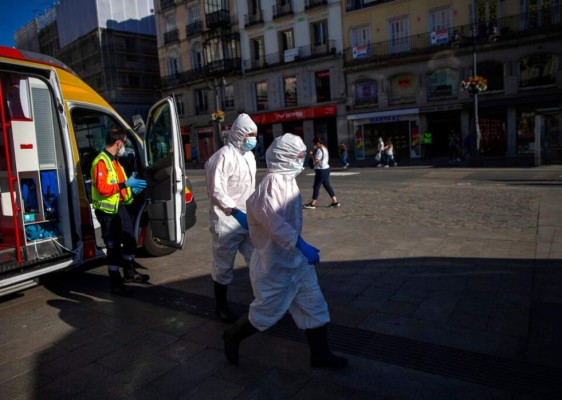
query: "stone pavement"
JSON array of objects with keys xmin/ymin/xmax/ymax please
[{"xmin": 0, "ymin": 166, "xmax": 561, "ymax": 399}]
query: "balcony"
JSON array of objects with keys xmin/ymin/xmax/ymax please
[
  {"xmin": 245, "ymin": 10, "xmax": 264, "ymax": 27},
  {"xmin": 305, "ymin": 0, "xmax": 328, "ymax": 10},
  {"xmin": 345, "ymin": 0, "xmax": 395, "ymax": 12},
  {"xmin": 186, "ymin": 21, "xmax": 203, "ymax": 37},
  {"xmin": 163, "ymin": 29, "xmax": 179, "ymax": 44},
  {"xmin": 206, "ymin": 9, "xmax": 230, "ymax": 29},
  {"xmin": 343, "ymin": 8, "xmax": 562, "ymax": 67},
  {"xmin": 161, "ymin": 59, "xmax": 242, "ymax": 88},
  {"xmin": 273, "ymin": 1, "xmax": 293, "ymax": 19},
  {"xmin": 243, "ymin": 40, "xmax": 336, "ymax": 72}
]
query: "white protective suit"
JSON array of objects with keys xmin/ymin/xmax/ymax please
[
  {"xmin": 205, "ymin": 113, "xmax": 257, "ymax": 284},
  {"xmin": 246, "ymin": 133, "xmax": 330, "ymax": 331}
]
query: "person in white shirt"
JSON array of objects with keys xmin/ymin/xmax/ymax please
[{"xmin": 303, "ymin": 137, "xmax": 339, "ymax": 209}]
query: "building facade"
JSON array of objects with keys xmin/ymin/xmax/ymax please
[
  {"xmin": 342, "ymin": 0, "xmax": 562, "ymax": 164},
  {"xmin": 156, "ymin": 0, "xmax": 344, "ymax": 163},
  {"xmin": 157, "ymin": 0, "xmax": 561, "ymax": 165},
  {"xmin": 15, "ymin": 0, "xmax": 160, "ymax": 124}
]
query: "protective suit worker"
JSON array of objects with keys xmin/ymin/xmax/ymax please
[
  {"xmin": 223, "ymin": 133, "xmax": 348, "ymax": 369},
  {"xmin": 205, "ymin": 113, "xmax": 258, "ymax": 322},
  {"xmin": 91, "ymin": 127, "xmax": 148, "ymax": 295}
]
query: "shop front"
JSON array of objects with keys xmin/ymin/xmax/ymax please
[
  {"xmin": 348, "ymin": 108, "xmax": 420, "ymax": 161},
  {"xmin": 251, "ymin": 104, "xmax": 338, "ymax": 154},
  {"xmin": 195, "ymin": 124, "xmax": 231, "ymax": 163}
]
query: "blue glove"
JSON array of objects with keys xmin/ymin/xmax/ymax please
[
  {"xmin": 232, "ymin": 209, "xmax": 248, "ymax": 230},
  {"xmin": 125, "ymin": 172, "xmax": 147, "ymax": 191},
  {"xmin": 296, "ymin": 236, "xmax": 320, "ymax": 265},
  {"xmin": 132, "ymin": 186, "xmax": 144, "ymax": 195}
]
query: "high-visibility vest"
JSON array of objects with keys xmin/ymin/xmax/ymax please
[{"xmin": 90, "ymin": 152, "xmax": 132, "ymax": 214}]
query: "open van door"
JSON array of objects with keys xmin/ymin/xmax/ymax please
[{"xmin": 143, "ymin": 97, "xmax": 186, "ymax": 248}]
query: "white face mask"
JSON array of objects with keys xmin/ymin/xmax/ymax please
[{"xmin": 118, "ymin": 144, "xmax": 126, "ymax": 157}]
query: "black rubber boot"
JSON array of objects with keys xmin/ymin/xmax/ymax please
[
  {"xmin": 306, "ymin": 325, "xmax": 348, "ymax": 368},
  {"xmin": 214, "ymin": 281, "xmax": 238, "ymax": 323},
  {"xmin": 109, "ymin": 270, "xmax": 132, "ymax": 296},
  {"xmin": 223, "ymin": 314, "xmax": 258, "ymax": 365},
  {"xmin": 123, "ymin": 260, "xmax": 150, "ymax": 283}
]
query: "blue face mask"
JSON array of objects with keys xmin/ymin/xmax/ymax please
[{"xmin": 243, "ymin": 136, "xmax": 257, "ymax": 152}]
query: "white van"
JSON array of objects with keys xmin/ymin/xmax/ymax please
[{"xmin": 0, "ymin": 47, "xmax": 197, "ymax": 296}]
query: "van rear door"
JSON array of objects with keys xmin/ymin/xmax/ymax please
[{"xmin": 143, "ymin": 97, "xmax": 186, "ymax": 248}]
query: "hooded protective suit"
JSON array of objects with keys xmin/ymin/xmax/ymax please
[
  {"xmin": 246, "ymin": 133, "xmax": 330, "ymax": 331},
  {"xmin": 205, "ymin": 113, "xmax": 257, "ymax": 284}
]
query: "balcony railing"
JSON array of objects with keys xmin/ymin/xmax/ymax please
[
  {"xmin": 243, "ymin": 40, "xmax": 336, "ymax": 72},
  {"xmin": 346, "ymin": 0, "xmax": 396, "ymax": 12},
  {"xmin": 206, "ymin": 9, "xmax": 230, "ymax": 29},
  {"xmin": 305, "ymin": 0, "xmax": 328, "ymax": 10},
  {"xmin": 186, "ymin": 21, "xmax": 203, "ymax": 37},
  {"xmin": 163, "ymin": 29, "xmax": 179, "ymax": 44},
  {"xmin": 245, "ymin": 10, "xmax": 264, "ymax": 27},
  {"xmin": 161, "ymin": 59, "xmax": 242, "ymax": 88},
  {"xmin": 273, "ymin": 1, "xmax": 293, "ymax": 19},
  {"xmin": 343, "ymin": 8, "xmax": 562, "ymax": 67}
]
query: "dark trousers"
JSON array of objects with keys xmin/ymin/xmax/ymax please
[
  {"xmin": 95, "ymin": 205, "xmax": 136, "ymax": 267},
  {"xmin": 312, "ymin": 168, "xmax": 336, "ymax": 200}
]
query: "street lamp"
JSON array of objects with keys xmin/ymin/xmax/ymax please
[
  {"xmin": 452, "ymin": 24, "xmax": 498, "ymax": 166},
  {"xmin": 208, "ymin": 77, "xmax": 228, "ymax": 152}
]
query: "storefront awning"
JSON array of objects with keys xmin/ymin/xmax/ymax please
[{"xmin": 347, "ymin": 108, "xmax": 419, "ymax": 121}]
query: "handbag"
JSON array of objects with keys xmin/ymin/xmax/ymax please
[
  {"xmin": 307, "ymin": 156, "xmax": 315, "ymax": 169},
  {"xmin": 375, "ymin": 153, "xmax": 381, "ymax": 162}
]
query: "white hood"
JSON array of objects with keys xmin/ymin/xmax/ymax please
[
  {"xmin": 229, "ymin": 113, "xmax": 257, "ymax": 152},
  {"xmin": 266, "ymin": 133, "xmax": 306, "ymax": 176}
]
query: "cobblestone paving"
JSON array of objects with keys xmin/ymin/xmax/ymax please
[{"xmin": 309, "ymin": 183, "xmax": 540, "ymax": 233}]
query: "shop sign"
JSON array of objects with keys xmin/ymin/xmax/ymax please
[
  {"xmin": 352, "ymin": 46, "xmax": 368, "ymax": 59},
  {"xmin": 369, "ymin": 115, "xmax": 400, "ymax": 123},
  {"xmin": 252, "ymin": 104, "xmax": 336, "ymax": 124}
]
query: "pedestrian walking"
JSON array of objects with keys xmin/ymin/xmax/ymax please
[
  {"xmin": 384, "ymin": 137, "xmax": 397, "ymax": 167},
  {"xmin": 205, "ymin": 113, "xmax": 258, "ymax": 323},
  {"xmin": 339, "ymin": 141, "xmax": 349, "ymax": 168},
  {"xmin": 376, "ymin": 137, "xmax": 385, "ymax": 167},
  {"xmin": 303, "ymin": 137, "xmax": 339, "ymax": 209},
  {"xmin": 223, "ymin": 133, "xmax": 348, "ymax": 369},
  {"xmin": 90, "ymin": 126, "xmax": 148, "ymax": 295}
]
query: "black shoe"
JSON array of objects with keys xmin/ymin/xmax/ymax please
[
  {"xmin": 306, "ymin": 325, "xmax": 348, "ymax": 369},
  {"xmin": 328, "ymin": 202, "xmax": 340, "ymax": 207},
  {"xmin": 223, "ymin": 315, "xmax": 258, "ymax": 365},
  {"xmin": 109, "ymin": 270, "xmax": 133, "ymax": 296},
  {"xmin": 216, "ymin": 307, "xmax": 238, "ymax": 323},
  {"xmin": 303, "ymin": 203, "xmax": 316, "ymax": 209},
  {"xmin": 123, "ymin": 269, "xmax": 150, "ymax": 283}
]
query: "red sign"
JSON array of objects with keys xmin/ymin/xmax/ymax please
[{"xmin": 251, "ymin": 104, "xmax": 336, "ymax": 124}]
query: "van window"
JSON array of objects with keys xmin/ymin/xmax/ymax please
[
  {"xmin": 70, "ymin": 108, "xmax": 137, "ymax": 192},
  {"xmin": 145, "ymin": 101, "xmax": 174, "ymax": 167}
]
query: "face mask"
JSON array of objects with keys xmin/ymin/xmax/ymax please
[
  {"xmin": 243, "ymin": 136, "xmax": 257, "ymax": 152},
  {"xmin": 118, "ymin": 144, "xmax": 126, "ymax": 156}
]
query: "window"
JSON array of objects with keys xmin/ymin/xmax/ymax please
[
  {"xmin": 427, "ymin": 68, "xmax": 458, "ymax": 98},
  {"xmin": 429, "ymin": 6, "xmax": 452, "ymax": 45},
  {"xmin": 194, "ymin": 89, "xmax": 208, "ymax": 115},
  {"xmin": 519, "ymin": 53, "xmax": 558, "ymax": 87},
  {"xmin": 190, "ymin": 42, "xmax": 203, "ymax": 70},
  {"xmin": 223, "ymin": 84, "xmax": 235, "ymax": 110},
  {"xmin": 250, "ymin": 36, "xmax": 265, "ymax": 68},
  {"xmin": 255, "ymin": 81, "xmax": 268, "ymax": 111},
  {"xmin": 176, "ymin": 94, "xmax": 185, "ymax": 116},
  {"xmin": 279, "ymin": 29, "xmax": 294, "ymax": 51},
  {"xmin": 315, "ymin": 70, "xmax": 331, "ymax": 102},
  {"xmin": 477, "ymin": 61, "xmax": 504, "ymax": 91},
  {"xmin": 284, "ymin": 76, "xmax": 297, "ymax": 107},
  {"xmin": 389, "ymin": 74, "xmax": 417, "ymax": 103},
  {"xmin": 354, "ymin": 81, "xmax": 377, "ymax": 105},
  {"xmin": 351, "ymin": 26, "xmax": 371, "ymax": 60},
  {"xmin": 388, "ymin": 16, "xmax": 410, "ymax": 54},
  {"xmin": 164, "ymin": 13, "xmax": 176, "ymax": 32},
  {"xmin": 311, "ymin": 20, "xmax": 328, "ymax": 47},
  {"xmin": 188, "ymin": 6, "xmax": 201, "ymax": 23}
]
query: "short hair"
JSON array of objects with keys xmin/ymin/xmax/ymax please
[
  {"xmin": 106, "ymin": 126, "xmax": 127, "ymax": 145},
  {"xmin": 313, "ymin": 137, "xmax": 323, "ymax": 145}
]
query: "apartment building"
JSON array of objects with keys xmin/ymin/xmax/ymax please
[
  {"xmin": 15, "ymin": 0, "xmax": 160, "ymax": 124},
  {"xmin": 342, "ymin": 0, "xmax": 562, "ymax": 163},
  {"xmin": 156, "ymin": 0, "xmax": 344, "ymax": 163}
]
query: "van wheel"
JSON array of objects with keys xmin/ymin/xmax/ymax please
[{"xmin": 142, "ymin": 224, "xmax": 177, "ymax": 257}]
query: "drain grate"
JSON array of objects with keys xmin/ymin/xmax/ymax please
[{"xmin": 134, "ymin": 285, "xmax": 562, "ymax": 398}]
